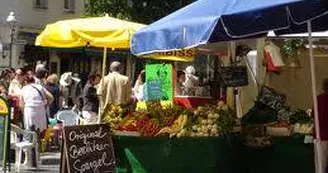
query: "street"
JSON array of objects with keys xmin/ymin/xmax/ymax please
[{"xmin": 1, "ymin": 152, "xmax": 60, "ymax": 173}]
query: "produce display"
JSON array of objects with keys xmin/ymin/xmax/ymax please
[
  {"xmin": 102, "ymin": 101, "xmax": 238, "ymax": 137},
  {"xmin": 102, "ymin": 90, "xmax": 313, "ymax": 142},
  {"xmin": 240, "ymin": 86, "xmax": 314, "ymax": 149}
]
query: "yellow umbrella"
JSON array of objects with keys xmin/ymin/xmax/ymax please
[
  {"xmin": 36, "ymin": 14, "xmax": 146, "ymax": 77},
  {"xmin": 35, "ymin": 14, "xmax": 146, "ymax": 48}
]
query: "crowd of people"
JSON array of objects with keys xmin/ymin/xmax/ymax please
[
  {"xmin": 0, "ymin": 60, "xmax": 147, "ymax": 138},
  {"xmin": 0, "ymin": 60, "xmax": 147, "ymax": 167}
]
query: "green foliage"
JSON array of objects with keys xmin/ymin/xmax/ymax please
[
  {"xmin": 215, "ymin": 107, "xmax": 236, "ymax": 136},
  {"xmin": 289, "ymin": 109, "xmax": 313, "ymax": 124},
  {"xmin": 84, "ymin": 0, "xmax": 132, "ymax": 20},
  {"xmin": 84, "ymin": 0, "xmax": 195, "ymax": 24},
  {"xmin": 281, "ymin": 39, "xmax": 304, "ymax": 58}
]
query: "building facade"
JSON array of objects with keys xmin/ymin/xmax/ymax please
[{"xmin": 0, "ymin": 0, "xmax": 84, "ymax": 70}]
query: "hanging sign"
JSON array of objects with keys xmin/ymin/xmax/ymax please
[
  {"xmin": 144, "ymin": 49, "xmax": 196, "ymax": 62},
  {"xmin": 60, "ymin": 124, "xmax": 116, "ymax": 173},
  {"xmin": 219, "ymin": 66, "xmax": 249, "ymax": 87},
  {"xmin": 146, "ymin": 64, "xmax": 173, "ymax": 101}
]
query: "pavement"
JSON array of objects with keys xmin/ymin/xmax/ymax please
[{"xmin": 1, "ymin": 152, "xmax": 61, "ymax": 173}]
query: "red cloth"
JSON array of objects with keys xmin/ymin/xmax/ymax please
[
  {"xmin": 264, "ymin": 51, "xmax": 281, "ymax": 72},
  {"xmin": 317, "ymin": 93, "xmax": 328, "ymax": 140},
  {"xmin": 174, "ymin": 97, "xmax": 213, "ymax": 109}
]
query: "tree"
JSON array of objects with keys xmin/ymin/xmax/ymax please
[
  {"xmin": 84, "ymin": 0, "xmax": 194, "ymax": 24},
  {"xmin": 84, "ymin": 0, "xmax": 132, "ymax": 20}
]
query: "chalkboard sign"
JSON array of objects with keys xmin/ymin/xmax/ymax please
[
  {"xmin": 61, "ymin": 124, "xmax": 116, "ymax": 173},
  {"xmin": 219, "ymin": 66, "xmax": 248, "ymax": 87}
]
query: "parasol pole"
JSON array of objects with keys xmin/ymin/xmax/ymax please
[
  {"xmin": 102, "ymin": 47, "xmax": 108, "ymax": 77},
  {"xmin": 98, "ymin": 47, "xmax": 108, "ymax": 124},
  {"xmin": 307, "ymin": 21, "xmax": 323, "ymax": 173}
]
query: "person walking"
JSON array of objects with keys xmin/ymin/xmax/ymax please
[{"xmin": 82, "ymin": 73, "xmax": 101, "ymax": 124}]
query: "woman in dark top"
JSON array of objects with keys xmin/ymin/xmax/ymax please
[
  {"xmin": 45, "ymin": 74, "xmax": 61, "ymax": 118},
  {"xmin": 82, "ymin": 73, "xmax": 101, "ymax": 124}
]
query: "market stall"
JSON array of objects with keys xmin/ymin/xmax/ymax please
[
  {"xmin": 102, "ymin": 96, "xmax": 314, "ymax": 173},
  {"xmin": 116, "ymin": 0, "xmax": 325, "ymax": 172}
]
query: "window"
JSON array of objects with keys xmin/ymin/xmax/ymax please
[
  {"xmin": 64, "ymin": 0, "xmax": 75, "ymax": 12},
  {"xmin": 34, "ymin": 0, "xmax": 48, "ymax": 9},
  {"xmin": 175, "ymin": 54, "xmax": 215, "ymax": 97}
]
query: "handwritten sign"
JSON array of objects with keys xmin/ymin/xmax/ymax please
[
  {"xmin": 218, "ymin": 66, "xmax": 248, "ymax": 87},
  {"xmin": 61, "ymin": 124, "xmax": 116, "ymax": 173},
  {"xmin": 146, "ymin": 80, "xmax": 163, "ymax": 101},
  {"xmin": 145, "ymin": 64, "xmax": 173, "ymax": 101}
]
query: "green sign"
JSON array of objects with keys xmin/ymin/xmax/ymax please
[{"xmin": 145, "ymin": 64, "xmax": 173, "ymax": 101}]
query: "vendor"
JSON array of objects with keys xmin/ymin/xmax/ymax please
[
  {"xmin": 184, "ymin": 65, "xmax": 199, "ymax": 96},
  {"xmin": 175, "ymin": 70, "xmax": 185, "ymax": 95}
]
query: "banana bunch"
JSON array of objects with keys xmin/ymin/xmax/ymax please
[
  {"xmin": 156, "ymin": 114, "xmax": 188, "ymax": 138},
  {"xmin": 102, "ymin": 105, "xmax": 124, "ymax": 126}
]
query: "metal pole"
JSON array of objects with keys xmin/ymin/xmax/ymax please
[{"xmin": 308, "ymin": 21, "xmax": 323, "ymax": 173}]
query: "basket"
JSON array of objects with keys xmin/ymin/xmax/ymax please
[{"xmin": 266, "ymin": 126, "xmax": 292, "ymax": 136}]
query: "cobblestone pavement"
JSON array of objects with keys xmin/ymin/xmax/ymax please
[{"xmin": 1, "ymin": 152, "xmax": 61, "ymax": 173}]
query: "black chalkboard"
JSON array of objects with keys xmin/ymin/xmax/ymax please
[
  {"xmin": 61, "ymin": 124, "xmax": 116, "ymax": 173},
  {"xmin": 218, "ymin": 66, "xmax": 248, "ymax": 87}
]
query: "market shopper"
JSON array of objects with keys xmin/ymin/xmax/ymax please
[
  {"xmin": 20, "ymin": 75, "xmax": 53, "ymax": 166},
  {"xmin": 8, "ymin": 68, "xmax": 25, "ymax": 96},
  {"xmin": 34, "ymin": 66, "xmax": 48, "ymax": 86},
  {"xmin": 97, "ymin": 61, "xmax": 132, "ymax": 117},
  {"xmin": 133, "ymin": 70, "xmax": 146, "ymax": 101},
  {"xmin": 59, "ymin": 72, "xmax": 83, "ymax": 107},
  {"xmin": 8, "ymin": 68, "xmax": 26, "ymax": 126},
  {"xmin": 315, "ymin": 78, "xmax": 328, "ymax": 172},
  {"xmin": 0, "ymin": 68, "xmax": 12, "ymax": 96},
  {"xmin": 45, "ymin": 74, "xmax": 61, "ymax": 118},
  {"xmin": 82, "ymin": 73, "xmax": 101, "ymax": 124},
  {"xmin": 21, "ymin": 75, "xmax": 53, "ymax": 133}
]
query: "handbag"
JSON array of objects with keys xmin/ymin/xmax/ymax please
[{"xmin": 30, "ymin": 85, "xmax": 50, "ymax": 125}]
